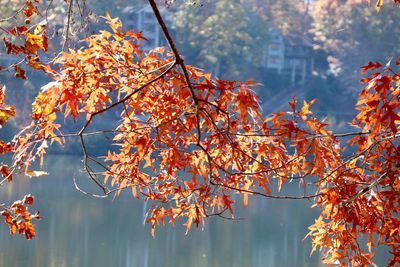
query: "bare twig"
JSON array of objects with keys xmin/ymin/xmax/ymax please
[
  {"xmin": 209, "ymin": 180, "xmax": 321, "ymax": 200},
  {"xmin": 0, "ymin": 5, "xmax": 25, "ymax": 22},
  {"xmin": 63, "ymin": 0, "xmax": 74, "ymax": 50}
]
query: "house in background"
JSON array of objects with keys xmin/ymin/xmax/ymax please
[
  {"xmin": 262, "ymin": 29, "xmax": 314, "ymax": 86},
  {"xmin": 123, "ymin": 5, "xmax": 314, "ymax": 87},
  {"xmin": 122, "ymin": 5, "xmax": 167, "ymax": 51},
  {"xmin": 263, "ymin": 29, "xmax": 285, "ymax": 72}
]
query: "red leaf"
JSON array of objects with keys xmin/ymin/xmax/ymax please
[
  {"xmin": 0, "ymin": 165, "xmax": 12, "ymax": 182},
  {"xmin": 222, "ymin": 195, "xmax": 234, "ymax": 214},
  {"xmin": 361, "ymin": 61, "xmax": 382, "ymax": 74},
  {"xmin": 9, "ymin": 26, "xmax": 28, "ymax": 36},
  {"xmin": 23, "ymin": 195, "xmax": 34, "ymax": 205}
]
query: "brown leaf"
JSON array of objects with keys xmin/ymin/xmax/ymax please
[{"xmin": 0, "ymin": 165, "xmax": 12, "ymax": 182}]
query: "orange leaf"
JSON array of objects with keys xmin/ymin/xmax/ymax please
[
  {"xmin": 24, "ymin": 0, "xmax": 37, "ymax": 18},
  {"xmin": 25, "ymin": 33, "xmax": 48, "ymax": 55},
  {"xmin": 300, "ymin": 99, "xmax": 316, "ymax": 118},
  {"xmin": 0, "ymin": 87, "xmax": 16, "ymax": 127}
]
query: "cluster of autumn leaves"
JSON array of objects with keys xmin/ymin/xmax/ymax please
[
  {"xmin": 1, "ymin": 194, "xmax": 40, "ymax": 240},
  {"xmin": 0, "ymin": 0, "xmax": 399, "ymax": 266},
  {"xmin": 1, "ymin": 0, "xmax": 52, "ymax": 78},
  {"xmin": 0, "ymin": 1, "xmax": 50, "ymax": 240},
  {"xmin": 306, "ymin": 59, "xmax": 400, "ymax": 266},
  {"xmin": 1, "ymin": 86, "xmax": 41, "ymax": 240}
]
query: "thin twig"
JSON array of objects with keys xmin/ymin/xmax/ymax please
[
  {"xmin": 210, "ymin": 180, "xmax": 321, "ymax": 200},
  {"xmin": 63, "ymin": 0, "xmax": 74, "ymax": 50},
  {"xmin": 147, "ymin": 0, "xmax": 201, "ymax": 143},
  {"xmin": 0, "ymin": 5, "xmax": 25, "ymax": 22}
]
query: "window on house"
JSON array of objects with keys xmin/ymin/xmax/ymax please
[
  {"xmin": 269, "ymin": 44, "xmax": 281, "ymax": 51},
  {"xmin": 145, "ymin": 12, "xmax": 154, "ymax": 20},
  {"xmin": 273, "ymin": 34, "xmax": 280, "ymax": 41},
  {"xmin": 143, "ymin": 23, "xmax": 155, "ymax": 33},
  {"xmin": 269, "ymin": 55, "xmax": 282, "ymax": 65},
  {"xmin": 268, "ymin": 56, "xmax": 282, "ymax": 68}
]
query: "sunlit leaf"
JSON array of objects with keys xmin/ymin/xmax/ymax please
[{"xmin": 26, "ymin": 170, "xmax": 49, "ymax": 178}]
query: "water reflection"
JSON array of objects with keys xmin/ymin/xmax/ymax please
[{"xmin": 0, "ymin": 156, "xmax": 326, "ymax": 267}]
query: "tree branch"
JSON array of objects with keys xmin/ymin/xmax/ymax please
[{"xmin": 147, "ymin": 0, "xmax": 202, "ymax": 142}]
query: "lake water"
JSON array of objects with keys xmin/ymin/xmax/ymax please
[{"xmin": 0, "ymin": 155, "xmax": 343, "ymax": 266}]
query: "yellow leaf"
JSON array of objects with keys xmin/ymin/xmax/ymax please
[
  {"xmin": 376, "ymin": 0, "xmax": 383, "ymax": 13},
  {"xmin": 34, "ymin": 21, "xmax": 47, "ymax": 35},
  {"xmin": 375, "ymin": 205, "xmax": 383, "ymax": 212},
  {"xmin": 26, "ymin": 170, "xmax": 49, "ymax": 178},
  {"xmin": 0, "ymin": 106, "xmax": 16, "ymax": 127}
]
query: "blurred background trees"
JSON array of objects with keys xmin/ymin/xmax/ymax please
[{"xmin": 311, "ymin": 0, "xmax": 400, "ymax": 89}]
